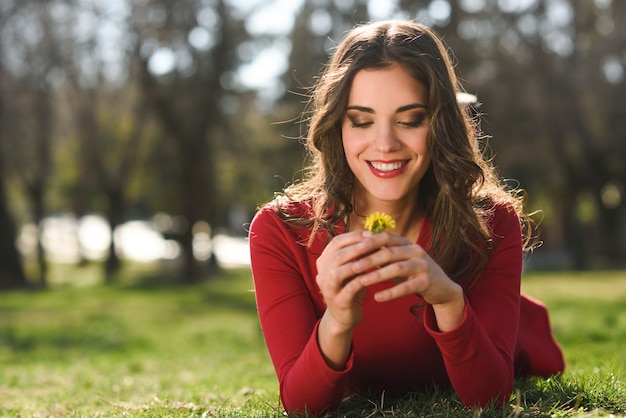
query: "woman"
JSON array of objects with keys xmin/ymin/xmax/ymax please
[{"xmin": 249, "ymin": 20, "xmax": 564, "ymax": 416}]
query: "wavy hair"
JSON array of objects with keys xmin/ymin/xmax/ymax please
[{"xmin": 277, "ymin": 20, "xmax": 537, "ymax": 283}]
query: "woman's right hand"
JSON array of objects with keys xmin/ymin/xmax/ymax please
[{"xmin": 315, "ymin": 230, "xmax": 373, "ymax": 369}]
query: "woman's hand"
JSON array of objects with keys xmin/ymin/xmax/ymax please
[
  {"xmin": 315, "ymin": 230, "xmax": 375, "ymax": 332},
  {"xmin": 315, "ymin": 230, "xmax": 374, "ymax": 368},
  {"xmin": 351, "ymin": 232, "xmax": 465, "ymax": 332}
]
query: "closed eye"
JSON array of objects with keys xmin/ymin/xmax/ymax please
[
  {"xmin": 397, "ymin": 115, "xmax": 426, "ymax": 128},
  {"xmin": 347, "ymin": 116, "xmax": 373, "ymax": 128}
]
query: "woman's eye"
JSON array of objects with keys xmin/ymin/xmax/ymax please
[
  {"xmin": 348, "ymin": 117, "xmax": 373, "ymax": 128},
  {"xmin": 398, "ymin": 116, "xmax": 425, "ymax": 128}
]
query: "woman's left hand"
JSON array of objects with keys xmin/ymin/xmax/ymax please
[{"xmin": 351, "ymin": 232, "xmax": 465, "ymax": 331}]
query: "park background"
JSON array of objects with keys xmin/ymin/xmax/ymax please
[{"xmin": 0, "ymin": 0, "xmax": 625, "ymax": 417}]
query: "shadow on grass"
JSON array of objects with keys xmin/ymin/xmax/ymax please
[
  {"xmin": 122, "ymin": 268, "xmax": 258, "ymax": 315},
  {"xmin": 1, "ymin": 269, "xmax": 258, "ymax": 356},
  {"xmin": 198, "ymin": 288, "xmax": 257, "ymax": 315},
  {"xmin": 1, "ymin": 313, "xmax": 148, "ymax": 356}
]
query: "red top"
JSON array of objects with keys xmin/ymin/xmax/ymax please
[{"xmin": 249, "ymin": 201, "xmax": 565, "ymax": 415}]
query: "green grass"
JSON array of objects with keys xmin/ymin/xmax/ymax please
[
  {"xmin": 0, "ymin": 267, "xmax": 625, "ymax": 417},
  {"xmin": 1, "ymin": 266, "xmax": 280, "ymax": 417}
]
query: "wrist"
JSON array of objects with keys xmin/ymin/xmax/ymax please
[
  {"xmin": 318, "ymin": 314, "xmax": 353, "ymax": 370},
  {"xmin": 431, "ymin": 284, "xmax": 465, "ymax": 332}
]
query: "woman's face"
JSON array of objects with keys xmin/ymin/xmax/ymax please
[{"xmin": 341, "ymin": 63, "xmax": 431, "ymax": 208}]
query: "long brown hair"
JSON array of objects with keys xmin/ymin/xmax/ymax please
[{"xmin": 277, "ymin": 20, "xmax": 537, "ymax": 283}]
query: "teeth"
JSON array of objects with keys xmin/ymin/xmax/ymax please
[{"xmin": 370, "ymin": 161, "xmax": 404, "ymax": 172}]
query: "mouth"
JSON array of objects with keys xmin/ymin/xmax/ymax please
[
  {"xmin": 368, "ymin": 160, "xmax": 408, "ymax": 177},
  {"xmin": 369, "ymin": 161, "xmax": 406, "ymax": 172}
]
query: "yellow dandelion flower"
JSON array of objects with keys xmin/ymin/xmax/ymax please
[{"xmin": 364, "ymin": 212, "xmax": 396, "ymax": 234}]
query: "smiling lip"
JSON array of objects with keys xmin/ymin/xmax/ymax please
[{"xmin": 368, "ymin": 160, "xmax": 408, "ymax": 178}]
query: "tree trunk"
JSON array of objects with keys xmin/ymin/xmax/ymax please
[
  {"xmin": 32, "ymin": 184, "xmax": 47, "ymax": 287},
  {"xmin": 178, "ymin": 135, "xmax": 213, "ymax": 283},
  {"xmin": 0, "ymin": 38, "xmax": 27, "ymax": 289},
  {"xmin": 595, "ymin": 197, "xmax": 624, "ymax": 266},
  {"xmin": 104, "ymin": 188, "xmax": 123, "ymax": 283},
  {"xmin": 0, "ymin": 179, "xmax": 27, "ymax": 289},
  {"xmin": 561, "ymin": 188, "xmax": 588, "ymax": 270}
]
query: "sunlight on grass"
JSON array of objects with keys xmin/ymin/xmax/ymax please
[
  {"xmin": 522, "ymin": 270, "xmax": 626, "ymax": 301},
  {"xmin": 522, "ymin": 270, "xmax": 626, "ymax": 373},
  {"xmin": 1, "ymin": 267, "xmax": 625, "ymax": 417}
]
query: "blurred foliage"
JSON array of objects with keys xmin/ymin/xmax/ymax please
[{"xmin": 0, "ymin": 0, "xmax": 625, "ymax": 286}]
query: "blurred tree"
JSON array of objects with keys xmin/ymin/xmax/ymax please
[
  {"xmin": 0, "ymin": 67, "xmax": 27, "ymax": 289},
  {"xmin": 68, "ymin": 83, "xmax": 152, "ymax": 281},
  {"xmin": 2, "ymin": 80, "xmax": 53, "ymax": 286},
  {"xmin": 132, "ymin": 0, "xmax": 252, "ymax": 282},
  {"xmin": 476, "ymin": 0, "xmax": 626, "ymax": 268},
  {"xmin": 0, "ymin": 169, "xmax": 27, "ymax": 289},
  {"xmin": 547, "ymin": 0, "xmax": 626, "ymax": 267},
  {"xmin": 0, "ymin": 0, "xmax": 66, "ymax": 287},
  {"xmin": 66, "ymin": 32, "xmax": 153, "ymax": 281},
  {"xmin": 0, "ymin": 0, "xmax": 27, "ymax": 289},
  {"xmin": 218, "ymin": 93, "xmax": 304, "ymax": 222}
]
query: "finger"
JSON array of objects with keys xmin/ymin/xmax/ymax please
[
  {"xmin": 358, "ymin": 257, "xmax": 428, "ymax": 286},
  {"xmin": 354, "ymin": 231, "xmax": 410, "ymax": 252},
  {"xmin": 326, "ymin": 233, "xmax": 407, "ymax": 276},
  {"xmin": 319, "ymin": 231, "xmax": 373, "ymax": 267},
  {"xmin": 320, "ymin": 264, "xmax": 361, "ymax": 294},
  {"xmin": 320, "ymin": 256, "xmax": 379, "ymax": 292},
  {"xmin": 372, "ymin": 273, "xmax": 428, "ymax": 302},
  {"xmin": 329, "ymin": 230, "xmax": 373, "ymax": 250},
  {"xmin": 335, "ymin": 275, "xmax": 367, "ymax": 305},
  {"xmin": 352, "ymin": 244, "xmax": 426, "ymax": 276}
]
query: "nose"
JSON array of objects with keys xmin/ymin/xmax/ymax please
[{"xmin": 374, "ymin": 122, "xmax": 401, "ymax": 152}]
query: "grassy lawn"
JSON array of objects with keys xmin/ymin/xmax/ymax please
[{"xmin": 0, "ymin": 266, "xmax": 625, "ymax": 417}]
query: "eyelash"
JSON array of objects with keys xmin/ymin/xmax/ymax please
[
  {"xmin": 348, "ymin": 116, "xmax": 425, "ymax": 129},
  {"xmin": 398, "ymin": 117, "xmax": 425, "ymax": 128},
  {"xmin": 350, "ymin": 121, "xmax": 373, "ymax": 128}
]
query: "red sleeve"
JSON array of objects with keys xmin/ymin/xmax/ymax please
[
  {"xmin": 249, "ymin": 205, "xmax": 351, "ymax": 415},
  {"xmin": 422, "ymin": 204, "xmax": 522, "ymax": 407}
]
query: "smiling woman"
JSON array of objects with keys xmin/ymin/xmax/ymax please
[{"xmin": 248, "ymin": 20, "xmax": 565, "ymax": 416}]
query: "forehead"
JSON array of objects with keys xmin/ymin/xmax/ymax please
[{"xmin": 347, "ymin": 64, "xmax": 427, "ymax": 108}]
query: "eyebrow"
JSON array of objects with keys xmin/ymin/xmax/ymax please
[{"xmin": 346, "ymin": 103, "xmax": 427, "ymax": 113}]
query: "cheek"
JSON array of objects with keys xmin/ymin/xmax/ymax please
[
  {"xmin": 410, "ymin": 131, "xmax": 429, "ymax": 155},
  {"xmin": 341, "ymin": 128, "xmax": 361, "ymax": 157},
  {"xmin": 341, "ymin": 135, "xmax": 363, "ymax": 177},
  {"xmin": 419, "ymin": 140, "xmax": 429, "ymax": 156}
]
